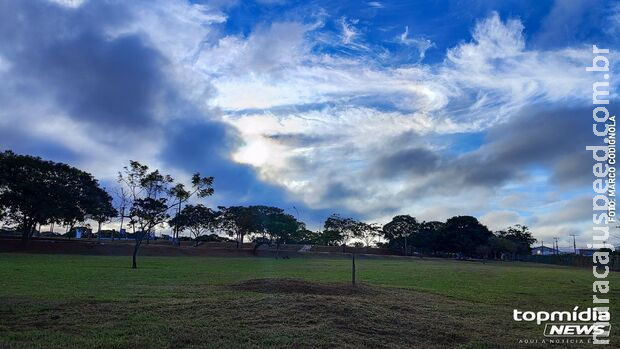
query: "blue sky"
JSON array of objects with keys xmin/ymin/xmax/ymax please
[{"xmin": 0, "ymin": 0, "xmax": 619, "ymax": 246}]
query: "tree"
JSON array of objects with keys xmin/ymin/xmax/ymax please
[
  {"xmin": 118, "ymin": 161, "xmax": 214, "ymax": 268},
  {"xmin": 355, "ymin": 222, "xmax": 380, "ymax": 247},
  {"xmin": 382, "ymin": 215, "xmax": 418, "ymax": 255},
  {"xmin": 263, "ymin": 210, "xmax": 304, "ymax": 255},
  {"xmin": 88, "ymin": 187, "xmax": 118, "ymax": 240},
  {"xmin": 0, "ymin": 150, "xmax": 115, "ymax": 246},
  {"xmin": 323, "ymin": 214, "xmax": 360, "ymax": 252},
  {"xmin": 497, "ymin": 224, "xmax": 536, "ymax": 256},
  {"xmin": 487, "ymin": 236, "xmax": 517, "ymax": 259},
  {"xmin": 440, "ymin": 216, "xmax": 492, "ymax": 257},
  {"xmin": 288, "ymin": 227, "xmax": 317, "ymax": 244},
  {"xmin": 217, "ymin": 206, "xmax": 256, "ymax": 248},
  {"xmin": 169, "ymin": 183, "xmax": 190, "ymax": 245},
  {"xmin": 412, "ymin": 221, "xmax": 444, "ymax": 255},
  {"xmin": 113, "ymin": 185, "xmax": 131, "ymax": 241},
  {"xmin": 216, "ymin": 205, "xmax": 283, "ymax": 248},
  {"xmin": 314, "ymin": 229, "xmax": 343, "ymax": 246},
  {"xmin": 169, "ymin": 204, "xmax": 217, "ymax": 246}
]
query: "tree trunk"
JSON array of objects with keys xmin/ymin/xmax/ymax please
[
  {"xmin": 132, "ymin": 231, "xmax": 145, "ymax": 269},
  {"xmin": 404, "ymin": 235, "xmax": 407, "ymax": 256},
  {"xmin": 174, "ymin": 202, "xmax": 182, "ymax": 244},
  {"xmin": 97, "ymin": 221, "xmax": 102, "ymax": 241},
  {"xmin": 21, "ymin": 229, "xmax": 29, "ymax": 247},
  {"xmin": 20, "ymin": 218, "xmax": 34, "ymax": 247},
  {"xmin": 117, "ymin": 207, "xmax": 125, "ymax": 242},
  {"xmin": 132, "ymin": 241, "xmax": 139, "ymax": 269}
]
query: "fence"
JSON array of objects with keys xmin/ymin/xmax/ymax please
[{"xmin": 521, "ymin": 254, "xmax": 620, "ymax": 271}]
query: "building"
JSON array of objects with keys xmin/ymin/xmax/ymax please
[{"xmin": 531, "ymin": 245, "xmax": 556, "ymax": 256}]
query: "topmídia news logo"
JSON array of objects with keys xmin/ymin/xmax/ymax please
[{"xmin": 513, "ymin": 307, "xmax": 611, "ymax": 345}]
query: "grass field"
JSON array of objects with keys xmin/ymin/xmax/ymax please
[{"xmin": 0, "ymin": 253, "xmax": 618, "ymax": 348}]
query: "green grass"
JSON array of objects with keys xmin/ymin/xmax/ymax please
[{"xmin": 1, "ymin": 253, "xmax": 618, "ymax": 348}]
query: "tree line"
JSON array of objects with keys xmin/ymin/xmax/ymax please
[
  {"xmin": 0, "ymin": 150, "xmax": 536, "ymax": 268},
  {"xmin": 380, "ymin": 215, "xmax": 536, "ymax": 259}
]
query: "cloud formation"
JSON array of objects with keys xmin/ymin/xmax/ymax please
[{"xmin": 0, "ymin": 0, "xmax": 617, "ymax": 247}]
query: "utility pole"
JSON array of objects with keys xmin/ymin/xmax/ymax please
[
  {"xmin": 570, "ymin": 234, "xmax": 577, "ymax": 254},
  {"xmin": 553, "ymin": 237, "xmax": 558, "ymax": 255}
]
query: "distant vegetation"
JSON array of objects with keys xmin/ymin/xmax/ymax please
[{"xmin": 0, "ymin": 150, "xmax": 536, "ymax": 267}]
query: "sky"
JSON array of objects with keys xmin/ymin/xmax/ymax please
[{"xmin": 0, "ymin": 0, "xmax": 619, "ymax": 247}]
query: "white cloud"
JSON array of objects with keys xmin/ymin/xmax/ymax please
[
  {"xmin": 340, "ymin": 17, "xmax": 358, "ymax": 45},
  {"xmin": 48, "ymin": 0, "xmax": 85, "ymax": 8},
  {"xmin": 178, "ymin": 11, "xmax": 616, "ymax": 225},
  {"xmin": 480, "ymin": 210, "xmax": 525, "ymax": 231},
  {"xmin": 398, "ymin": 26, "xmax": 434, "ymax": 60}
]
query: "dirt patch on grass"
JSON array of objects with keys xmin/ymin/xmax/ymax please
[
  {"xmin": 231, "ymin": 278, "xmax": 377, "ymax": 296},
  {"xmin": 1, "ymin": 285, "xmax": 555, "ymax": 349}
]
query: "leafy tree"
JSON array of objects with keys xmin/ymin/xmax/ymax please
[
  {"xmin": 264, "ymin": 212, "xmax": 300, "ymax": 246},
  {"xmin": 89, "ymin": 188, "xmax": 118, "ymax": 240},
  {"xmin": 216, "ymin": 205, "xmax": 293, "ymax": 248},
  {"xmin": 488, "ymin": 236, "xmax": 517, "ymax": 259},
  {"xmin": 217, "ymin": 206, "xmax": 260, "ymax": 248},
  {"xmin": 440, "ymin": 216, "xmax": 492, "ymax": 257},
  {"xmin": 288, "ymin": 227, "xmax": 318, "ymax": 244},
  {"xmin": 412, "ymin": 221, "xmax": 444, "ymax": 255},
  {"xmin": 168, "ymin": 204, "xmax": 217, "ymax": 246},
  {"xmin": 0, "ymin": 150, "xmax": 115, "ymax": 245},
  {"xmin": 497, "ymin": 224, "xmax": 536, "ymax": 256},
  {"xmin": 323, "ymin": 214, "xmax": 361, "ymax": 252},
  {"xmin": 382, "ymin": 215, "xmax": 418, "ymax": 255},
  {"xmin": 314, "ymin": 229, "xmax": 343, "ymax": 246},
  {"xmin": 118, "ymin": 161, "xmax": 214, "ymax": 268},
  {"xmin": 168, "ymin": 176, "xmax": 213, "ymax": 245}
]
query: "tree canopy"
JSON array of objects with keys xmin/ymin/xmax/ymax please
[
  {"xmin": 169, "ymin": 204, "xmax": 217, "ymax": 246},
  {"xmin": 0, "ymin": 150, "xmax": 116, "ymax": 245}
]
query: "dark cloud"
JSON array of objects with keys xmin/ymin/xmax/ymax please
[
  {"xmin": 320, "ymin": 181, "xmax": 358, "ymax": 201},
  {"xmin": 41, "ymin": 33, "xmax": 165, "ymax": 129},
  {"xmin": 394, "ymin": 103, "xmax": 603, "ymax": 204},
  {"xmin": 373, "ymin": 147, "xmax": 439, "ymax": 178},
  {"xmin": 0, "ymin": 126, "xmax": 78, "ymax": 165},
  {"xmin": 0, "ymin": 1, "xmax": 165, "ymax": 130},
  {"xmin": 450, "ymin": 104, "xmax": 600, "ymax": 188},
  {"xmin": 267, "ymin": 133, "xmax": 334, "ymax": 147}
]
